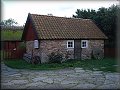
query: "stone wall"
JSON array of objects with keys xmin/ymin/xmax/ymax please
[
  {"xmin": 26, "ymin": 40, "xmax": 104, "ymax": 63},
  {"xmin": 40, "ymin": 40, "xmax": 74, "ymax": 63},
  {"xmin": 26, "ymin": 40, "xmax": 74, "ymax": 63},
  {"xmin": 26, "ymin": 41, "xmax": 33, "ymax": 54},
  {"xmin": 81, "ymin": 40, "xmax": 104, "ymax": 60},
  {"xmin": 26, "ymin": 41, "xmax": 41, "ymax": 58}
]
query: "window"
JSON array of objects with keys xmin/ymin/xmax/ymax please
[
  {"xmin": 81, "ymin": 40, "xmax": 88, "ymax": 48},
  {"xmin": 67, "ymin": 40, "xmax": 74, "ymax": 48},
  {"xmin": 34, "ymin": 40, "xmax": 39, "ymax": 48}
]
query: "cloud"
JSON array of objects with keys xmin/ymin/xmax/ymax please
[{"xmin": 2, "ymin": 1, "xmax": 119, "ymax": 26}]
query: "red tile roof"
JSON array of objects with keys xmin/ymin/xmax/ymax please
[{"xmin": 28, "ymin": 13, "xmax": 108, "ymax": 39}]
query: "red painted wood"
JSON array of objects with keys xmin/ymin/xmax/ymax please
[
  {"xmin": 104, "ymin": 48, "xmax": 116, "ymax": 58},
  {"xmin": 25, "ymin": 23, "xmax": 36, "ymax": 41},
  {"xmin": 3, "ymin": 41, "xmax": 26, "ymax": 59}
]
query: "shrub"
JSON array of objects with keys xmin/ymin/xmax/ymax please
[
  {"xmin": 32, "ymin": 56, "xmax": 41, "ymax": 64},
  {"xmin": 48, "ymin": 52, "xmax": 63, "ymax": 64},
  {"xmin": 64, "ymin": 51, "xmax": 72, "ymax": 60},
  {"xmin": 92, "ymin": 48, "xmax": 104, "ymax": 60},
  {"xmin": 18, "ymin": 42, "xmax": 26, "ymax": 49}
]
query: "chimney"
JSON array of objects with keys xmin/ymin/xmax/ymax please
[{"xmin": 47, "ymin": 14, "xmax": 53, "ymax": 16}]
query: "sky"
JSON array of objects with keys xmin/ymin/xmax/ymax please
[{"xmin": 1, "ymin": 0, "xmax": 119, "ymax": 26}]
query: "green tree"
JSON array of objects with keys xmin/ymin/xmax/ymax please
[
  {"xmin": 73, "ymin": 5, "xmax": 119, "ymax": 47},
  {"xmin": 0, "ymin": 18, "xmax": 18, "ymax": 26}
]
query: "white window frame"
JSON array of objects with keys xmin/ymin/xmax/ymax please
[
  {"xmin": 81, "ymin": 40, "xmax": 88, "ymax": 48},
  {"xmin": 34, "ymin": 40, "xmax": 39, "ymax": 48},
  {"xmin": 67, "ymin": 40, "xmax": 74, "ymax": 48}
]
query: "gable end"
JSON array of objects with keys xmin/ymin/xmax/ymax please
[{"xmin": 22, "ymin": 13, "xmax": 39, "ymax": 41}]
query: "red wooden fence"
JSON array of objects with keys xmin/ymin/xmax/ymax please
[
  {"xmin": 104, "ymin": 48, "xmax": 116, "ymax": 58},
  {"xmin": 3, "ymin": 41, "xmax": 26, "ymax": 59}
]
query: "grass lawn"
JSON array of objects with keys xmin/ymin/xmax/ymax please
[
  {"xmin": 1, "ymin": 30, "xmax": 23, "ymax": 40},
  {"xmin": 0, "ymin": 50, "xmax": 3, "ymax": 60},
  {"xmin": 3, "ymin": 58, "xmax": 119, "ymax": 72}
]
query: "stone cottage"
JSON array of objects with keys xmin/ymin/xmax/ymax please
[{"xmin": 22, "ymin": 13, "xmax": 108, "ymax": 63}]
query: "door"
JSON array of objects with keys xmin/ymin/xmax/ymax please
[
  {"xmin": 74, "ymin": 40, "xmax": 81, "ymax": 59},
  {"xmin": 4, "ymin": 41, "xmax": 25, "ymax": 59}
]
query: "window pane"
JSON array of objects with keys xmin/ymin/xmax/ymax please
[
  {"xmin": 68, "ymin": 41, "xmax": 73, "ymax": 47},
  {"xmin": 68, "ymin": 45, "xmax": 71, "ymax": 47},
  {"xmin": 67, "ymin": 40, "xmax": 74, "ymax": 48},
  {"xmin": 34, "ymin": 40, "xmax": 39, "ymax": 48},
  {"xmin": 83, "ymin": 42, "xmax": 86, "ymax": 44},
  {"xmin": 70, "ymin": 42, "xmax": 73, "ymax": 44},
  {"xmin": 81, "ymin": 40, "xmax": 88, "ymax": 48},
  {"xmin": 83, "ymin": 42, "xmax": 86, "ymax": 47},
  {"xmin": 68, "ymin": 42, "xmax": 71, "ymax": 44},
  {"xmin": 82, "ymin": 44, "xmax": 85, "ymax": 47},
  {"xmin": 70, "ymin": 44, "xmax": 73, "ymax": 47}
]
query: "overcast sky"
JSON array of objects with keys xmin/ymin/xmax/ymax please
[{"xmin": 1, "ymin": 0, "xmax": 119, "ymax": 26}]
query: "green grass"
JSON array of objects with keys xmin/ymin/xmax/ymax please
[
  {"xmin": 0, "ymin": 50, "xmax": 11, "ymax": 60},
  {"xmin": 4, "ymin": 59, "xmax": 66, "ymax": 70},
  {"xmin": 0, "ymin": 50, "xmax": 3, "ymax": 60},
  {"xmin": 1, "ymin": 30, "xmax": 23, "ymax": 40},
  {"xmin": 3, "ymin": 58, "xmax": 119, "ymax": 72}
]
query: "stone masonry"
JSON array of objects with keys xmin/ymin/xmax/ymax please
[
  {"xmin": 26, "ymin": 41, "xmax": 33, "ymax": 54},
  {"xmin": 26, "ymin": 40, "xmax": 74, "ymax": 63},
  {"xmin": 81, "ymin": 40, "xmax": 104, "ymax": 60},
  {"xmin": 26, "ymin": 40, "xmax": 104, "ymax": 63},
  {"xmin": 40, "ymin": 40, "xmax": 74, "ymax": 63}
]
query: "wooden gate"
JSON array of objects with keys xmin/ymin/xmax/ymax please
[
  {"xmin": 104, "ymin": 47, "xmax": 116, "ymax": 58},
  {"xmin": 74, "ymin": 40, "xmax": 81, "ymax": 59},
  {"xmin": 3, "ymin": 41, "xmax": 26, "ymax": 59}
]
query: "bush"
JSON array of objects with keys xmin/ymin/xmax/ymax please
[
  {"xmin": 92, "ymin": 48, "xmax": 104, "ymax": 60},
  {"xmin": 32, "ymin": 56, "xmax": 41, "ymax": 64},
  {"xmin": 48, "ymin": 52, "xmax": 63, "ymax": 64},
  {"xmin": 18, "ymin": 42, "xmax": 26, "ymax": 49}
]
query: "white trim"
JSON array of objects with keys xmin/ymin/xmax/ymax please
[
  {"xmin": 81, "ymin": 40, "xmax": 88, "ymax": 48},
  {"xmin": 34, "ymin": 40, "xmax": 39, "ymax": 48},
  {"xmin": 67, "ymin": 40, "xmax": 74, "ymax": 48}
]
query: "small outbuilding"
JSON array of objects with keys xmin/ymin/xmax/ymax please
[
  {"xmin": 1, "ymin": 26, "xmax": 25, "ymax": 59},
  {"xmin": 22, "ymin": 13, "xmax": 107, "ymax": 63}
]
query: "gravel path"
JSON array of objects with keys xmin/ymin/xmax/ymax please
[{"xmin": 1, "ymin": 63, "xmax": 120, "ymax": 89}]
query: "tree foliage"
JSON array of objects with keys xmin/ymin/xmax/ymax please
[
  {"xmin": 0, "ymin": 18, "xmax": 18, "ymax": 26},
  {"xmin": 73, "ymin": 5, "xmax": 119, "ymax": 47}
]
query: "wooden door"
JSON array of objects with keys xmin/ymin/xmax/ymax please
[
  {"xmin": 8, "ymin": 41, "xmax": 16, "ymax": 59},
  {"xmin": 3, "ymin": 41, "xmax": 25, "ymax": 59},
  {"xmin": 74, "ymin": 40, "xmax": 81, "ymax": 59}
]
